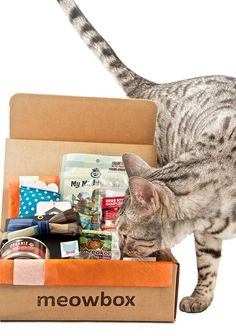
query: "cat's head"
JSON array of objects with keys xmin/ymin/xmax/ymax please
[{"xmin": 116, "ymin": 153, "xmax": 170, "ymax": 257}]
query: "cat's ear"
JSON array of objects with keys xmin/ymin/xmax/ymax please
[
  {"xmin": 122, "ymin": 153, "xmax": 154, "ymax": 177},
  {"xmin": 129, "ymin": 176, "xmax": 159, "ymax": 210}
]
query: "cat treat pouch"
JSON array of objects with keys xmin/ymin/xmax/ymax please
[
  {"xmin": 60, "ymin": 154, "xmax": 128, "ymax": 231},
  {"xmin": 79, "ymin": 230, "xmax": 120, "ymax": 260}
]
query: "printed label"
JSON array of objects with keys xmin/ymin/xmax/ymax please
[
  {"xmin": 60, "ymin": 240, "xmax": 79, "ymax": 258},
  {"xmin": 102, "ymin": 196, "xmax": 125, "ymax": 208},
  {"xmin": 104, "ymin": 210, "xmax": 118, "ymax": 221}
]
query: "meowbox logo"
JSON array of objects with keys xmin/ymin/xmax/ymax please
[{"xmin": 37, "ymin": 292, "xmax": 135, "ymax": 307}]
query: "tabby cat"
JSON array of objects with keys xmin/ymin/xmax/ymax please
[{"xmin": 57, "ymin": 0, "xmax": 236, "ymax": 313}]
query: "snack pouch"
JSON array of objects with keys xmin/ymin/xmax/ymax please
[
  {"xmin": 60, "ymin": 154, "xmax": 128, "ymax": 231},
  {"xmin": 79, "ymin": 230, "xmax": 120, "ymax": 260}
]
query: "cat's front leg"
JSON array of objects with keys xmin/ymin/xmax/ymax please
[{"xmin": 180, "ymin": 232, "xmax": 222, "ymax": 313}]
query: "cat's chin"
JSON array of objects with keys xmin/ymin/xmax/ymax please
[
  {"xmin": 124, "ymin": 253, "xmax": 152, "ymax": 258},
  {"xmin": 123, "ymin": 248, "xmax": 159, "ymax": 258}
]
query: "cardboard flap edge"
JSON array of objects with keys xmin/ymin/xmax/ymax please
[{"xmin": 10, "ymin": 93, "xmax": 157, "ymax": 145}]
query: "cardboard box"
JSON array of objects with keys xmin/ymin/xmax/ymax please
[{"xmin": 0, "ymin": 94, "xmax": 179, "ymax": 322}]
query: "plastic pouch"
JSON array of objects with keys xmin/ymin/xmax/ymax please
[{"xmin": 60, "ymin": 154, "xmax": 128, "ymax": 231}]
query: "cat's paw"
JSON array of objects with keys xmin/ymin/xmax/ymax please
[{"xmin": 179, "ymin": 296, "xmax": 212, "ymax": 313}]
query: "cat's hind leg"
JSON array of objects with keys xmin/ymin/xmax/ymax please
[{"xmin": 179, "ymin": 232, "xmax": 222, "ymax": 313}]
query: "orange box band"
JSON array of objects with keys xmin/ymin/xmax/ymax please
[{"xmin": 0, "ymin": 259, "xmax": 174, "ymax": 287}]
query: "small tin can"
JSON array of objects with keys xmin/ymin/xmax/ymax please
[{"xmin": 0, "ymin": 237, "xmax": 49, "ymax": 260}]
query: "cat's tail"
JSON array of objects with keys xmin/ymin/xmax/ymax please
[{"xmin": 56, "ymin": 0, "xmax": 155, "ymax": 97}]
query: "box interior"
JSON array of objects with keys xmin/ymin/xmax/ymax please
[
  {"xmin": 1, "ymin": 93, "xmax": 158, "ymax": 231},
  {"xmin": 1, "ymin": 139, "xmax": 157, "ymax": 231}
]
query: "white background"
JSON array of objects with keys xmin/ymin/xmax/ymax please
[{"xmin": 0, "ymin": 0, "xmax": 236, "ymax": 334}]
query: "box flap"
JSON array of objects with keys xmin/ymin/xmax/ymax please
[
  {"xmin": 10, "ymin": 94, "xmax": 157, "ymax": 144},
  {"xmin": 1, "ymin": 139, "xmax": 157, "ymax": 231}
]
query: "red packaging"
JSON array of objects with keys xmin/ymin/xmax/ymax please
[{"xmin": 102, "ymin": 196, "xmax": 125, "ymax": 231}]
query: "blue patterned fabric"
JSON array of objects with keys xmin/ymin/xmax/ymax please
[
  {"xmin": 7, "ymin": 218, "xmax": 49, "ymax": 235},
  {"xmin": 18, "ymin": 186, "xmax": 60, "ymax": 218}
]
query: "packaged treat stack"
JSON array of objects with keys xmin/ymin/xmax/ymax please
[
  {"xmin": 59, "ymin": 153, "xmax": 128, "ymax": 259},
  {"xmin": 0, "ymin": 154, "xmax": 128, "ymax": 260}
]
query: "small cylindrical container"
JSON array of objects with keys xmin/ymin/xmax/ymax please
[{"xmin": 0, "ymin": 237, "xmax": 49, "ymax": 260}]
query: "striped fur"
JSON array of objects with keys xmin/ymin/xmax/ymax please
[
  {"xmin": 57, "ymin": 0, "xmax": 153, "ymax": 97},
  {"xmin": 57, "ymin": 0, "xmax": 236, "ymax": 313}
]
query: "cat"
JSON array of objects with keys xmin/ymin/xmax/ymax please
[{"xmin": 57, "ymin": 0, "xmax": 236, "ymax": 313}]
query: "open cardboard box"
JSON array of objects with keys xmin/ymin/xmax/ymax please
[{"xmin": 0, "ymin": 94, "xmax": 179, "ymax": 322}]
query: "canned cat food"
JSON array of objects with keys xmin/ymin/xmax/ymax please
[{"xmin": 0, "ymin": 237, "xmax": 49, "ymax": 260}]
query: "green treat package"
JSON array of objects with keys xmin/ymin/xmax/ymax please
[{"xmin": 79, "ymin": 230, "xmax": 113, "ymax": 260}]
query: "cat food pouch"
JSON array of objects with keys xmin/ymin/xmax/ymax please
[
  {"xmin": 79, "ymin": 230, "xmax": 120, "ymax": 260},
  {"xmin": 79, "ymin": 230, "xmax": 112, "ymax": 260},
  {"xmin": 60, "ymin": 154, "xmax": 128, "ymax": 231}
]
